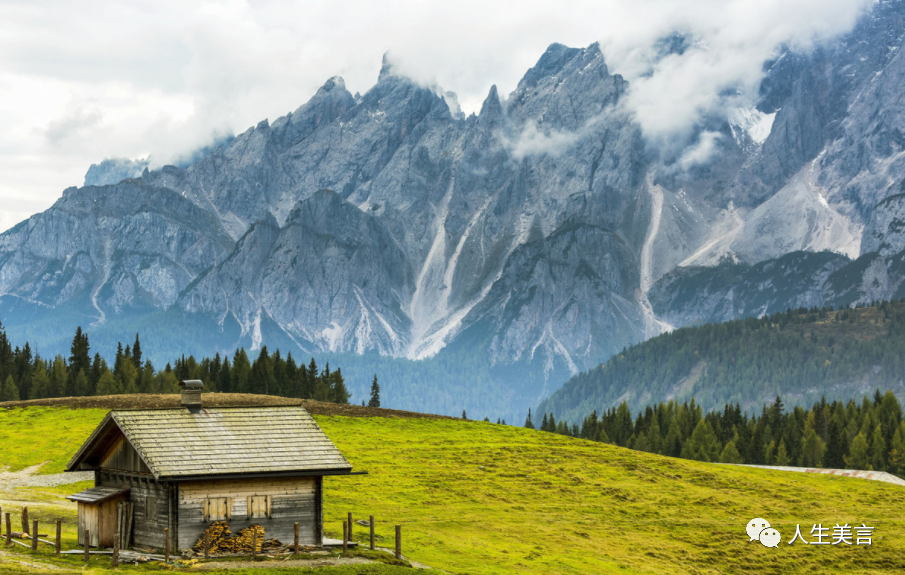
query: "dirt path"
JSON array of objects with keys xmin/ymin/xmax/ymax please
[
  {"xmin": 197, "ymin": 556, "xmax": 376, "ymax": 570},
  {"xmin": 0, "ymin": 548, "xmax": 64, "ymax": 571},
  {"xmin": 0, "ymin": 463, "xmax": 92, "ymax": 489}
]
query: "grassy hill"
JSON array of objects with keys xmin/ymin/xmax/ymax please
[
  {"xmin": 539, "ymin": 300, "xmax": 905, "ymax": 423},
  {"xmin": 0, "ymin": 397, "xmax": 904, "ymax": 574}
]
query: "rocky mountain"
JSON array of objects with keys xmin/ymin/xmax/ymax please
[
  {"xmin": 6, "ymin": 1, "xmax": 905, "ymax": 419},
  {"xmin": 84, "ymin": 158, "xmax": 150, "ymax": 187}
]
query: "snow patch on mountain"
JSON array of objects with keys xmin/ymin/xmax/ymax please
[{"xmin": 728, "ymin": 106, "xmax": 777, "ymax": 149}]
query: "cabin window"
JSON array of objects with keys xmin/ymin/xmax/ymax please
[
  {"xmin": 203, "ymin": 498, "xmax": 232, "ymax": 522},
  {"xmin": 247, "ymin": 495, "xmax": 271, "ymax": 519}
]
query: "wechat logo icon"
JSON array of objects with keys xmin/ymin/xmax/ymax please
[{"xmin": 747, "ymin": 518, "xmax": 781, "ymax": 548}]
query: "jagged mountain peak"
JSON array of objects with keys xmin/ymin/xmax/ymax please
[
  {"xmin": 479, "ymin": 84, "xmax": 503, "ymax": 119},
  {"xmin": 505, "ymin": 42, "xmax": 622, "ymax": 132},
  {"xmin": 520, "ymin": 43, "xmax": 583, "ymax": 88},
  {"xmin": 378, "ymin": 52, "xmax": 395, "ymax": 82},
  {"xmin": 318, "ymin": 75, "xmax": 346, "ymax": 94}
]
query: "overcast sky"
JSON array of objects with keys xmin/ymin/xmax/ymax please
[{"xmin": 0, "ymin": 0, "xmax": 871, "ymax": 233}]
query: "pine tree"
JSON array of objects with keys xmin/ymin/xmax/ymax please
[
  {"xmin": 331, "ymin": 368, "xmax": 350, "ymax": 404},
  {"xmin": 718, "ymin": 440, "xmax": 743, "ymax": 463},
  {"xmin": 681, "ymin": 419, "xmax": 721, "ymax": 462},
  {"xmin": 90, "ymin": 353, "xmax": 104, "ymax": 390},
  {"xmin": 218, "ymin": 356, "xmax": 232, "ymax": 393},
  {"xmin": 774, "ymin": 439, "xmax": 791, "ymax": 466},
  {"xmin": 800, "ymin": 428, "xmax": 826, "ymax": 467},
  {"xmin": 845, "ymin": 432, "xmax": 870, "ymax": 469},
  {"xmin": 118, "ymin": 358, "xmax": 138, "ymax": 395},
  {"xmin": 131, "ymin": 333, "xmax": 142, "ymax": 367},
  {"xmin": 462, "ymin": 410, "xmax": 467, "ymax": 420},
  {"xmin": 632, "ymin": 432, "xmax": 650, "ymax": 452},
  {"xmin": 271, "ymin": 350, "xmax": 287, "ymax": 396},
  {"xmin": 824, "ymin": 419, "xmax": 845, "ymax": 468},
  {"xmin": 524, "ymin": 408, "xmax": 535, "ymax": 429},
  {"xmin": 139, "ymin": 364, "xmax": 156, "ymax": 394},
  {"xmin": 156, "ymin": 370, "xmax": 180, "ymax": 394},
  {"xmin": 251, "ymin": 347, "xmax": 274, "ymax": 395},
  {"xmin": 68, "ymin": 327, "xmax": 91, "ymax": 394},
  {"xmin": 879, "ymin": 391, "xmax": 902, "ymax": 446},
  {"xmin": 313, "ymin": 377, "xmax": 332, "ymax": 402},
  {"xmin": 663, "ymin": 418, "xmax": 683, "ymax": 457},
  {"xmin": 113, "ymin": 342, "xmax": 125, "ymax": 379},
  {"xmin": 888, "ymin": 426, "xmax": 905, "ymax": 475},
  {"xmin": 73, "ymin": 369, "xmax": 91, "ymax": 397},
  {"xmin": 95, "ymin": 371, "xmax": 122, "ymax": 395},
  {"xmin": 646, "ymin": 418, "xmax": 662, "ymax": 454},
  {"xmin": 304, "ymin": 358, "xmax": 317, "ymax": 398},
  {"xmin": 49, "ymin": 355, "xmax": 68, "ymax": 398},
  {"xmin": 29, "ymin": 362, "xmax": 50, "ymax": 399},
  {"xmin": 14, "ymin": 342, "xmax": 33, "ymax": 400},
  {"xmin": 368, "ymin": 375, "xmax": 380, "ymax": 408},
  {"xmin": 1, "ymin": 374, "xmax": 19, "ymax": 401},
  {"xmin": 232, "ymin": 349, "xmax": 251, "ymax": 393},
  {"xmin": 764, "ymin": 440, "xmax": 777, "ymax": 465},
  {"xmin": 869, "ymin": 423, "xmax": 886, "ymax": 470},
  {"xmin": 541, "ymin": 413, "xmax": 549, "ymax": 431},
  {"xmin": 597, "ymin": 426, "xmax": 610, "ymax": 443}
]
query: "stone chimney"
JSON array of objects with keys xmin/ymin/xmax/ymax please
[{"xmin": 179, "ymin": 380, "xmax": 203, "ymax": 409}]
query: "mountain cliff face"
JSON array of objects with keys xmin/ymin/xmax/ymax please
[{"xmin": 6, "ymin": 2, "xmax": 905, "ymax": 418}]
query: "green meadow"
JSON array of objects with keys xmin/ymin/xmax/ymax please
[{"xmin": 0, "ymin": 406, "xmax": 903, "ymax": 574}]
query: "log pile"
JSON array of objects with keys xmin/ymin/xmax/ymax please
[{"xmin": 192, "ymin": 522, "xmax": 281, "ymax": 555}]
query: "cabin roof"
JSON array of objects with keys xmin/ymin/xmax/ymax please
[
  {"xmin": 66, "ymin": 406, "xmax": 352, "ymax": 480},
  {"xmin": 66, "ymin": 486, "xmax": 130, "ymax": 504}
]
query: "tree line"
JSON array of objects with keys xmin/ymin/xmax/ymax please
[
  {"xmin": 528, "ymin": 390, "xmax": 905, "ymax": 477},
  {"xmin": 0, "ymin": 322, "xmax": 375, "ymax": 405},
  {"xmin": 538, "ymin": 299, "xmax": 905, "ymax": 423}
]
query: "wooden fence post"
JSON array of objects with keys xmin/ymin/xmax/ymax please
[
  {"xmin": 31, "ymin": 520, "xmax": 38, "ymax": 551},
  {"xmin": 294, "ymin": 522, "xmax": 299, "ymax": 554},
  {"xmin": 21, "ymin": 507, "xmax": 28, "ymax": 534},
  {"xmin": 5, "ymin": 513, "xmax": 11, "ymax": 545},
  {"xmin": 348, "ymin": 512, "xmax": 353, "ymax": 542},
  {"xmin": 55, "ymin": 519, "xmax": 61, "ymax": 554},
  {"xmin": 113, "ymin": 530, "xmax": 120, "ymax": 567},
  {"xmin": 395, "ymin": 525, "xmax": 401, "ymax": 560},
  {"xmin": 204, "ymin": 530, "xmax": 209, "ymax": 559},
  {"xmin": 342, "ymin": 521, "xmax": 347, "ymax": 553},
  {"xmin": 370, "ymin": 515, "xmax": 374, "ymax": 550},
  {"xmin": 164, "ymin": 528, "xmax": 169, "ymax": 563},
  {"xmin": 83, "ymin": 530, "xmax": 89, "ymax": 563}
]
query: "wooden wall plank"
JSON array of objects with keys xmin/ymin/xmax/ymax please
[{"xmin": 175, "ymin": 477, "xmax": 319, "ymax": 550}]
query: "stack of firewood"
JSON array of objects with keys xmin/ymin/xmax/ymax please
[
  {"xmin": 192, "ymin": 521, "xmax": 232, "ymax": 553},
  {"xmin": 233, "ymin": 525, "xmax": 265, "ymax": 553},
  {"xmin": 193, "ymin": 523, "xmax": 280, "ymax": 555}
]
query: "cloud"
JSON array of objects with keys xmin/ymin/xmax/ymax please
[
  {"xmin": 596, "ymin": 0, "xmax": 872, "ymax": 147},
  {"xmin": 0, "ymin": 0, "xmax": 874, "ymax": 232},
  {"xmin": 501, "ymin": 120, "xmax": 584, "ymax": 160},
  {"xmin": 677, "ymin": 131, "xmax": 722, "ymax": 170},
  {"xmin": 43, "ymin": 108, "xmax": 104, "ymax": 146}
]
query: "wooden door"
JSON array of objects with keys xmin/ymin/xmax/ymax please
[
  {"xmin": 77, "ymin": 503, "xmax": 101, "ymax": 547},
  {"xmin": 97, "ymin": 497, "xmax": 124, "ymax": 547}
]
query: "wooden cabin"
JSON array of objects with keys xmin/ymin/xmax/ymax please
[{"xmin": 65, "ymin": 381, "xmax": 357, "ymax": 551}]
